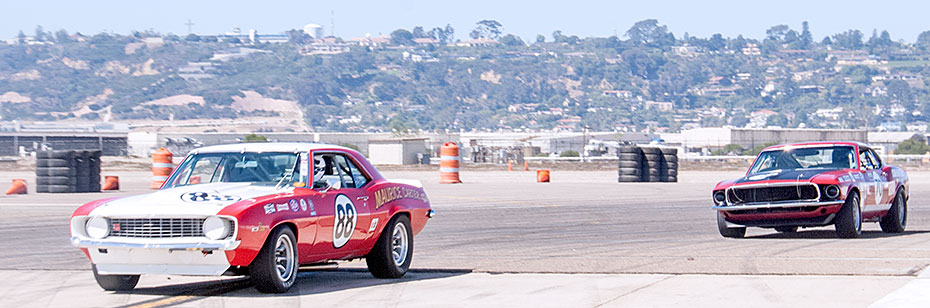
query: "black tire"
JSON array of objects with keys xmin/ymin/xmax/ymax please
[
  {"xmin": 92, "ymin": 264, "xmax": 139, "ymax": 291},
  {"xmin": 617, "ymin": 145, "xmax": 638, "ymax": 153},
  {"xmin": 49, "ymin": 150, "xmax": 75, "ymax": 159},
  {"xmin": 641, "ymin": 147, "xmax": 661, "ymax": 155},
  {"xmin": 367, "ymin": 215, "xmax": 413, "ymax": 278},
  {"xmin": 250, "ymin": 227, "xmax": 298, "ymax": 293},
  {"xmin": 643, "ymin": 153, "xmax": 661, "ymax": 161},
  {"xmin": 774, "ymin": 226, "xmax": 798, "ymax": 233},
  {"xmin": 47, "ymin": 185, "xmax": 73, "ymax": 193},
  {"xmin": 36, "ymin": 167, "xmax": 49, "ymax": 176},
  {"xmin": 666, "ymin": 169, "xmax": 679, "ymax": 177},
  {"xmin": 666, "ymin": 162, "xmax": 679, "ymax": 170},
  {"xmin": 835, "ymin": 191, "xmax": 862, "ymax": 238},
  {"xmin": 880, "ymin": 191, "xmax": 907, "ymax": 233},
  {"xmin": 36, "ymin": 184, "xmax": 49, "ymax": 193},
  {"xmin": 619, "ymin": 168, "xmax": 641, "ymax": 176},
  {"xmin": 47, "ymin": 167, "xmax": 73, "ymax": 176},
  {"xmin": 717, "ymin": 212, "xmax": 745, "ymax": 238},
  {"xmin": 619, "ymin": 153, "xmax": 642, "ymax": 161},
  {"xmin": 660, "ymin": 148, "xmax": 678, "ymax": 155},
  {"xmin": 645, "ymin": 160, "xmax": 660, "ymax": 168},
  {"xmin": 37, "ymin": 176, "xmax": 74, "ymax": 186},
  {"xmin": 43, "ymin": 158, "xmax": 70, "ymax": 167},
  {"xmin": 663, "ymin": 154, "xmax": 678, "ymax": 163},
  {"xmin": 37, "ymin": 151, "xmax": 52, "ymax": 159},
  {"xmin": 665, "ymin": 175, "xmax": 678, "ymax": 182},
  {"xmin": 619, "ymin": 160, "xmax": 642, "ymax": 169},
  {"xmin": 618, "ymin": 175, "xmax": 641, "ymax": 182}
]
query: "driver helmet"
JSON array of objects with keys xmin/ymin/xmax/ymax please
[{"xmin": 313, "ymin": 157, "xmax": 326, "ymax": 182}]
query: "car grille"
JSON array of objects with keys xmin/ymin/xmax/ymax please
[
  {"xmin": 727, "ymin": 184, "xmax": 819, "ymax": 204},
  {"xmin": 108, "ymin": 218, "xmax": 205, "ymax": 238}
]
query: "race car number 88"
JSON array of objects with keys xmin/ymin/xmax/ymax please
[{"xmin": 332, "ymin": 195, "xmax": 357, "ymax": 248}]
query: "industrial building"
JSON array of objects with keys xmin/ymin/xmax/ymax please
[
  {"xmin": 662, "ymin": 127, "xmax": 869, "ymax": 154},
  {"xmin": 0, "ymin": 122, "xmax": 129, "ymax": 156}
]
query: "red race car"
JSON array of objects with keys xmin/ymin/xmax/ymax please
[
  {"xmin": 70, "ymin": 143, "xmax": 434, "ymax": 293},
  {"xmin": 712, "ymin": 141, "xmax": 908, "ymax": 238}
]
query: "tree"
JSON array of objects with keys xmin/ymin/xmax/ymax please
[
  {"xmin": 243, "ymin": 134, "xmax": 268, "ymax": 142},
  {"xmin": 499, "ymin": 34, "xmax": 524, "ymax": 46},
  {"xmin": 626, "ymin": 19, "xmax": 674, "ymax": 48},
  {"xmin": 708, "ymin": 34, "xmax": 725, "ymax": 51},
  {"xmin": 390, "ymin": 29, "xmax": 414, "ymax": 45},
  {"xmin": 185, "ymin": 33, "xmax": 201, "ymax": 42},
  {"xmin": 412, "ymin": 26, "xmax": 426, "ymax": 38},
  {"xmin": 536, "ymin": 34, "xmax": 545, "ymax": 43},
  {"xmin": 34, "ymin": 25, "xmax": 46, "ymax": 42},
  {"xmin": 799, "ymin": 21, "xmax": 813, "ymax": 49},
  {"xmin": 821, "ymin": 36, "xmax": 833, "ymax": 46},
  {"xmin": 894, "ymin": 139, "xmax": 930, "ymax": 154},
  {"xmin": 472, "ymin": 20, "xmax": 502, "ymax": 39},
  {"xmin": 765, "ymin": 25, "xmax": 789, "ymax": 41},
  {"xmin": 286, "ymin": 29, "xmax": 312, "ymax": 44},
  {"xmin": 560, "ymin": 150, "xmax": 580, "ymax": 157},
  {"xmin": 16, "ymin": 30, "xmax": 26, "ymax": 44},
  {"xmin": 54, "ymin": 29, "xmax": 72, "ymax": 43},
  {"xmin": 917, "ymin": 30, "xmax": 930, "ymax": 50},
  {"xmin": 832, "ymin": 30, "xmax": 863, "ymax": 50}
]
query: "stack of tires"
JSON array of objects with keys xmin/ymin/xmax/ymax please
[
  {"xmin": 618, "ymin": 145, "xmax": 643, "ymax": 182},
  {"xmin": 36, "ymin": 150, "xmax": 102, "ymax": 193},
  {"xmin": 617, "ymin": 146, "xmax": 679, "ymax": 183}
]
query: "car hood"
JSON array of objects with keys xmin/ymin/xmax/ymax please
[
  {"xmin": 88, "ymin": 182, "xmax": 289, "ymax": 217},
  {"xmin": 716, "ymin": 168, "xmax": 848, "ymax": 190}
]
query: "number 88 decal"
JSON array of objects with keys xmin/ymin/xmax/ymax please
[{"xmin": 332, "ymin": 194, "xmax": 357, "ymax": 248}]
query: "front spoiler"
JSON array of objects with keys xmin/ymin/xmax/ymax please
[{"xmin": 713, "ymin": 200, "xmax": 844, "ymax": 211}]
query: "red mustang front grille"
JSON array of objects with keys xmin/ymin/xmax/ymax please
[
  {"xmin": 727, "ymin": 184, "xmax": 819, "ymax": 204},
  {"xmin": 108, "ymin": 218, "xmax": 205, "ymax": 238}
]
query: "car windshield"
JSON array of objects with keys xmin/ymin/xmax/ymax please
[
  {"xmin": 164, "ymin": 152, "xmax": 300, "ymax": 188},
  {"xmin": 747, "ymin": 146, "xmax": 856, "ymax": 174}
]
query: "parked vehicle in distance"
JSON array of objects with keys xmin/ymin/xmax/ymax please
[
  {"xmin": 70, "ymin": 143, "xmax": 435, "ymax": 293},
  {"xmin": 712, "ymin": 141, "xmax": 908, "ymax": 238}
]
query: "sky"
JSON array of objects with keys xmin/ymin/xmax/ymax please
[{"xmin": 3, "ymin": 0, "xmax": 930, "ymax": 43}]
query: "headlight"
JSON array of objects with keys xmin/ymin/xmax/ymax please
[
  {"xmin": 713, "ymin": 191, "xmax": 727, "ymax": 205},
  {"xmin": 203, "ymin": 216, "xmax": 230, "ymax": 240},
  {"xmin": 824, "ymin": 185, "xmax": 841, "ymax": 199},
  {"xmin": 85, "ymin": 216, "xmax": 109, "ymax": 239}
]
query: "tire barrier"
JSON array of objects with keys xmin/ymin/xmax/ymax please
[
  {"xmin": 439, "ymin": 142, "xmax": 462, "ymax": 184},
  {"xmin": 151, "ymin": 147, "xmax": 174, "ymax": 189},
  {"xmin": 35, "ymin": 150, "xmax": 102, "ymax": 193},
  {"xmin": 5, "ymin": 179, "xmax": 27, "ymax": 195},
  {"xmin": 537, "ymin": 169, "xmax": 550, "ymax": 183},
  {"xmin": 617, "ymin": 146, "xmax": 678, "ymax": 183}
]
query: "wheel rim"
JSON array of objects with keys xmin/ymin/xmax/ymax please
[
  {"xmin": 898, "ymin": 194, "xmax": 907, "ymax": 227},
  {"xmin": 853, "ymin": 197, "xmax": 861, "ymax": 232},
  {"xmin": 391, "ymin": 222, "xmax": 409, "ymax": 266},
  {"xmin": 274, "ymin": 234, "xmax": 295, "ymax": 282}
]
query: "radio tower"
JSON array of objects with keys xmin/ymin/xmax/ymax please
[
  {"xmin": 330, "ymin": 10, "xmax": 335, "ymax": 37},
  {"xmin": 185, "ymin": 19, "xmax": 195, "ymax": 34}
]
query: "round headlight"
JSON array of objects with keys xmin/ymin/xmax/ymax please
[
  {"xmin": 825, "ymin": 185, "xmax": 841, "ymax": 199},
  {"xmin": 713, "ymin": 191, "xmax": 727, "ymax": 205},
  {"xmin": 203, "ymin": 216, "xmax": 229, "ymax": 240},
  {"xmin": 86, "ymin": 217, "xmax": 109, "ymax": 239}
]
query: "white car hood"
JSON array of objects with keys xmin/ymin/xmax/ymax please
[{"xmin": 89, "ymin": 182, "xmax": 289, "ymax": 217}]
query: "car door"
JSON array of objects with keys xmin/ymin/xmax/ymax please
[
  {"xmin": 866, "ymin": 149, "xmax": 893, "ymax": 208},
  {"xmin": 857, "ymin": 147, "xmax": 886, "ymax": 209},
  {"xmin": 309, "ymin": 152, "xmax": 372, "ymax": 258}
]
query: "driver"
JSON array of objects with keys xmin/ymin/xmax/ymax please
[{"xmin": 313, "ymin": 156, "xmax": 326, "ymax": 183}]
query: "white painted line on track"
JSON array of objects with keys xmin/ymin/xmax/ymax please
[
  {"xmin": 0, "ymin": 203, "xmax": 81, "ymax": 206},
  {"xmin": 869, "ymin": 266, "xmax": 930, "ymax": 308}
]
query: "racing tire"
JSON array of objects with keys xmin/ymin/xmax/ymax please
[
  {"xmin": 774, "ymin": 226, "xmax": 798, "ymax": 233},
  {"xmin": 37, "ymin": 151, "xmax": 52, "ymax": 159},
  {"xmin": 619, "ymin": 153, "xmax": 642, "ymax": 161},
  {"xmin": 36, "ymin": 167, "xmax": 49, "ymax": 177},
  {"xmin": 643, "ymin": 153, "xmax": 661, "ymax": 161},
  {"xmin": 880, "ymin": 191, "xmax": 907, "ymax": 233},
  {"xmin": 665, "ymin": 175, "xmax": 677, "ymax": 182},
  {"xmin": 717, "ymin": 212, "xmax": 745, "ymax": 238},
  {"xmin": 619, "ymin": 167, "xmax": 641, "ymax": 176},
  {"xmin": 37, "ymin": 176, "xmax": 74, "ymax": 186},
  {"xmin": 47, "ymin": 185, "xmax": 73, "ymax": 193},
  {"xmin": 660, "ymin": 148, "xmax": 678, "ymax": 155},
  {"xmin": 619, "ymin": 160, "xmax": 642, "ymax": 169},
  {"xmin": 250, "ymin": 227, "xmax": 298, "ymax": 293},
  {"xmin": 46, "ymin": 167, "xmax": 73, "ymax": 176},
  {"xmin": 40, "ymin": 158, "xmax": 70, "ymax": 168},
  {"xmin": 618, "ymin": 175, "xmax": 642, "ymax": 182},
  {"xmin": 367, "ymin": 215, "xmax": 413, "ymax": 279},
  {"xmin": 835, "ymin": 191, "xmax": 862, "ymax": 238},
  {"xmin": 645, "ymin": 160, "xmax": 660, "ymax": 168},
  {"xmin": 666, "ymin": 162, "xmax": 679, "ymax": 170},
  {"xmin": 49, "ymin": 150, "xmax": 75, "ymax": 159},
  {"xmin": 616, "ymin": 145, "xmax": 638, "ymax": 153},
  {"xmin": 640, "ymin": 147, "xmax": 661, "ymax": 155},
  {"xmin": 663, "ymin": 154, "xmax": 678, "ymax": 163},
  {"xmin": 92, "ymin": 264, "xmax": 139, "ymax": 291},
  {"xmin": 666, "ymin": 169, "xmax": 678, "ymax": 177},
  {"xmin": 36, "ymin": 184, "xmax": 49, "ymax": 193}
]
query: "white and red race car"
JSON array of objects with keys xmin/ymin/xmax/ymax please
[{"xmin": 70, "ymin": 143, "xmax": 434, "ymax": 293}]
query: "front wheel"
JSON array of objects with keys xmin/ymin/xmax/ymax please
[
  {"xmin": 366, "ymin": 215, "xmax": 413, "ymax": 278},
  {"xmin": 835, "ymin": 191, "xmax": 862, "ymax": 238},
  {"xmin": 250, "ymin": 227, "xmax": 298, "ymax": 293},
  {"xmin": 880, "ymin": 191, "xmax": 907, "ymax": 233},
  {"xmin": 717, "ymin": 211, "xmax": 745, "ymax": 238},
  {"xmin": 92, "ymin": 264, "xmax": 139, "ymax": 291}
]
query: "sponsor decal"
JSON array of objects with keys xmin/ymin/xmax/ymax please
[
  {"xmin": 264, "ymin": 203, "xmax": 276, "ymax": 214},
  {"xmin": 332, "ymin": 194, "xmax": 357, "ymax": 249},
  {"xmin": 299, "ymin": 199, "xmax": 308, "ymax": 211},
  {"xmin": 289, "ymin": 199, "xmax": 300, "ymax": 212},
  {"xmin": 182, "ymin": 192, "xmax": 241, "ymax": 203},
  {"xmin": 276, "ymin": 203, "xmax": 289, "ymax": 212},
  {"xmin": 369, "ymin": 218, "xmax": 379, "ymax": 232},
  {"xmin": 250, "ymin": 222, "xmax": 269, "ymax": 232},
  {"xmin": 310, "ymin": 211, "xmax": 317, "ymax": 216},
  {"xmin": 373, "ymin": 186, "xmax": 429, "ymax": 209}
]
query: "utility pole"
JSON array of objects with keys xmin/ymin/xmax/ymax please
[
  {"xmin": 185, "ymin": 20, "xmax": 195, "ymax": 34},
  {"xmin": 330, "ymin": 10, "xmax": 335, "ymax": 37}
]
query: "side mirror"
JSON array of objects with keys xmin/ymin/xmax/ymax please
[{"xmin": 321, "ymin": 178, "xmax": 342, "ymax": 193}]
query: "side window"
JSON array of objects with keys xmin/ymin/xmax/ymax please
[
  {"xmin": 344, "ymin": 156, "xmax": 370, "ymax": 188},
  {"xmin": 867, "ymin": 150, "xmax": 882, "ymax": 168},
  {"xmin": 312, "ymin": 154, "xmax": 340, "ymax": 189},
  {"xmin": 859, "ymin": 149, "xmax": 876, "ymax": 170}
]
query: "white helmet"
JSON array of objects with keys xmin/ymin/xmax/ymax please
[{"xmin": 313, "ymin": 157, "xmax": 326, "ymax": 182}]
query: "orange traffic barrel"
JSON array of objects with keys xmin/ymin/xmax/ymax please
[
  {"xmin": 508, "ymin": 160, "xmax": 513, "ymax": 172},
  {"xmin": 102, "ymin": 176, "xmax": 119, "ymax": 191},
  {"xmin": 524, "ymin": 161, "xmax": 529, "ymax": 171},
  {"xmin": 151, "ymin": 147, "xmax": 173, "ymax": 189},
  {"xmin": 440, "ymin": 142, "xmax": 462, "ymax": 184},
  {"xmin": 537, "ymin": 169, "xmax": 550, "ymax": 183},
  {"xmin": 5, "ymin": 179, "xmax": 26, "ymax": 195}
]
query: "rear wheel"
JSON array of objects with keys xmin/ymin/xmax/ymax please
[
  {"xmin": 250, "ymin": 227, "xmax": 297, "ymax": 293},
  {"xmin": 717, "ymin": 212, "xmax": 745, "ymax": 238},
  {"xmin": 835, "ymin": 191, "xmax": 862, "ymax": 238},
  {"xmin": 880, "ymin": 191, "xmax": 907, "ymax": 233},
  {"xmin": 367, "ymin": 215, "xmax": 413, "ymax": 278},
  {"xmin": 92, "ymin": 264, "xmax": 139, "ymax": 291}
]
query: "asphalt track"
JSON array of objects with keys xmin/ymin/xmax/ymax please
[{"xmin": 2, "ymin": 169, "xmax": 930, "ymax": 307}]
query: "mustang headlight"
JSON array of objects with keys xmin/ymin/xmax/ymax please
[
  {"xmin": 203, "ymin": 216, "xmax": 230, "ymax": 240},
  {"xmin": 824, "ymin": 185, "xmax": 841, "ymax": 199},
  {"xmin": 85, "ymin": 216, "xmax": 109, "ymax": 239},
  {"xmin": 713, "ymin": 191, "xmax": 727, "ymax": 205}
]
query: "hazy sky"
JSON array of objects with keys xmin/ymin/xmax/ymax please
[{"xmin": 3, "ymin": 0, "xmax": 930, "ymax": 43}]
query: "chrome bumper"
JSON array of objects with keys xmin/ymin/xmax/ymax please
[
  {"xmin": 71, "ymin": 237, "xmax": 240, "ymax": 251},
  {"xmin": 713, "ymin": 200, "xmax": 844, "ymax": 211}
]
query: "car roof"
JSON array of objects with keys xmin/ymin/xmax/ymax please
[
  {"xmin": 192, "ymin": 142, "xmax": 355, "ymax": 154},
  {"xmin": 761, "ymin": 141, "xmax": 869, "ymax": 152}
]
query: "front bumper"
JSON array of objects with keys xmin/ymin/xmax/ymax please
[
  {"xmin": 73, "ymin": 237, "xmax": 239, "ymax": 276},
  {"xmin": 713, "ymin": 200, "xmax": 844, "ymax": 211},
  {"xmin": 71, "ymin": 237, "xmax": 240, "ymax": 250}
]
